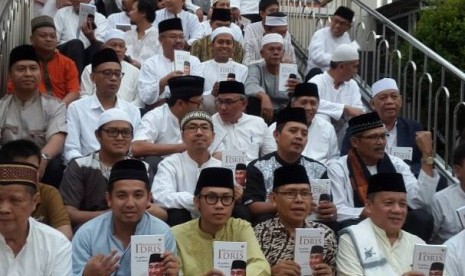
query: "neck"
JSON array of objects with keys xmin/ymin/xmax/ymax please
[
  {"xmin": 187, "ymin": 149, "xmax": 210, "ymax": 166},
  {"xmin": 214, "ymin": 56, "xmax": 229, "ymax": 63},
  {"xmin": 386, "ymin": 231, "xmax": 400, "ymax": 246},
  {"xmin": 359, "ymin": 154, "xmax": 379, "ymax": 167},
  {"xmin": 14, "ymin": 90, "xmax": 37, "ymax": 103},
  {"xmin": 99, "ymin": 150, "xmax": 125, "ymax": 167},
  {"xmin": 97, "ymin": 93, "xmax": 117, "ymax": 110},
  {"xmin": 113, "ymin": 219, "xmax": 137, "ymax": 248},
  {"xmin": 136, "ymin": 21, "xmax": 151, "ymax": 34},
  {"xmin": 265, "ymin": 63, "xmax": 279, "ymax": 75},
  {"xmin": 277, "ymin": 150, "xmax": 301, "ymax": 164},
  {"xmin": 199, "ymin": 218, "xmax": 223, "ymax": 236},
  {"xmin": 278, "ymin": 217, "xmax": 304, "ymax": 237},
  {"xmin": 36, "ymin": 49, "xmax": 54, "ymax": 60},
  {"xmin": 383, "ymin": 118, "xmax": 396, "ymax": 131},
  {"xmin": 2, "ymin": 223, "xmax": 29, "ymax": 256},
  {"xmin": 164, "ymin": 49, "xmax": 175, "ymax": 61},
  {"xmin": 327, "ymin": 69, "xmax": 343, "ymax": 88},
  {"xmin": 168, "ymin": 7, "xmax": 182, "ymax": 14}
]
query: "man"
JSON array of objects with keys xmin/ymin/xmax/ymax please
[
  {"xmin": 309, "ymin": 43, "xmax": 365, "ymax": 144},
  {"xmin": 0, "ymin": 139, "xmax": 72, "ymax": 240},
  {"xmin": 211, "ymin": 80, "xmax": 275, "ymax": 162},
  {"xmin": 64, "ymin": 48, "xmax": 141, "ymax": 164},
  {"xmin": 444, "ymin": 229, "xmax": 465, "ymax": 276},
  {"xmin": 107, "ymin": 0, "xmax": 132, "ymax": 28},
  {"xmin": 1, "ymin": 45, "xmax": 67, "ymax": 187},
  {"xmin": 268, "ymin": 82, "xmax": 340, "ymax": 165},
  {"xmin": 0, "ymin": 162, "xmax": 71, "ymax": 275},
  {"xmin": 243, "ymin": 12, "xmax": 296, "ymax": 65},
  {"xmin": 328, "ymin": 112, "xmax": 439, "ymax": 241},
  {"xmin": 429, "ymin": 263, "xmax": 444, "ymax": 276},
  {"xmin": 336, "ymin": 173, "xmax": 426, "ymax": 275},
  {"xmin": 243, "ymin": 108, "xmax": 332, "ymax": 224},
  {"xmin": 81, "ymin": 29, "xmax": 142, "ymax": 107},
  {"xmin": 172, "ymin": 167, "xmax": 271, "ymax": 275},
  {"xmin": 254, "ymin": 165, "xmax": 336, "ymax": 276},
  {"xmin": 138, "ymin": 18, "xmax": 202, "ymax": 107},
  {"xmin": 152, "ymin": 111, "xmax": 222, "ymax": 225},
  {"xmin": 148, "ymin": 253, "xmax": 164, "ymax": 276},
  {"xmin": 309, "ymin": 246, "xmax": 324, "ymax": 271},
  {"xmin": 230, "ymin": 260, "xmax": 246, "ymax": 276},
  {"xmin": 235, "ymin": 163, "xmax": 247, "ymax": 187},
  {"xmin": 191, "ymin": 8, "xmax": 244, "ymax": 63},
  {"xmin": 153, "ymin": 0, "xmax": 203, "ymax": 46},
  {"xmin": 306, "ymin": 5, "xmax": 353, "ymax": 74},
  {"xmin": 7, "ymin": 15, "xmax": 80, "ymax": 106},
  {"xmin": 244, "ymin": 33, "xmax": 300, "ymax": 123},
  {"xmin": 72, "ymin": 159, "xmax": 179, "ymax": 276},
  {"xmin": 131, "ymin": 76, "xmax": 204, "ymax": 160}
]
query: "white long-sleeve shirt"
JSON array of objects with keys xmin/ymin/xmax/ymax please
[
  {"xmin": 444, "ymin": 229, "xmax": 465, "ymax": 276},
  {"xmin": 125, "ymin": 26, "xmax": 161, "ymax": 64},
  {"xmin": 107, "ymin": 11, "xmax": 130, "ymax": 29},
  {"xmin": 132, "ymin": 104, "xmax": 181, "ymax": 144},
  {"xmin": 154, "ymin": 9, "xmax": 203, "ymax": 45},
  {"xmin": 200, "ymin": 59, "xmax": 248, "ymax": 95}
]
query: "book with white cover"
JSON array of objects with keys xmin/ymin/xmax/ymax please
[
  {"xmin": 78, "ymin": 3, "xmax": 96, "ymax": 28},
  {"xmin": 213, "ymin": 241, "xmax": 247, "ymax": 275},
  {"xmin": 174, "ymin": 50, "xmax": 191, "ymax": 74},
  {"xmin": 221, "ymin": 150, "xmax": 247, "ymax": 172},
  {"xmin": 294, "ymin": 228, "xmax": 325, "ymax": 276},
  {"xmin": 308, "ymin": 179, "xmax": 331, "ymax": 221},
  {"xmin": 116, "ymin": 23, "xmax": 132, "ymax": 32},
  {"xmin": 131, "ymin": 235, "xmax": 165, "ymax": 276},
  {"xmin": 218, "ymin": 62, "xmax": 235, "ymax": 81},
  {"xmin": 278, "ymin": 63, "xmax": 297, "ymax": 92},
  {"xmin": 412, "ymin": 244, "xmax": 447, "ymax": 275},
  {"xmin": 457, "ymin": 205, "xmax": 465, "ymax": 229}
]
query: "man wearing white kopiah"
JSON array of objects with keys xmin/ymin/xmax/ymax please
[
  {"xmin": 309, "ymin": 43, "xmax": 364, "ymax": 145},
  {"xmin": 336, "ymin": 173, "xmax": 425, "ymax": 276}
]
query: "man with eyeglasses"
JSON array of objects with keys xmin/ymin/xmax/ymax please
[
  {"xmin": 60, "ymin": 108, "xmax": 166, "ymax": 229},
  {"xmin": 151, "ymin": 111, "xmax": 222, "ymax": 226},
  {"xmin": 172, "ymin": 167, "xmax": 271, "ymax": 276},
  {"xmin": 254, "ymin": 165, "xmax": 336, "ymax": 276},
  {"xmin": 64, "ymin": 48, "xmax": 141, "ymax": 164},
  {"xmin": 327, "ymin": 112, "xmax": 439, "ymax": 241}
]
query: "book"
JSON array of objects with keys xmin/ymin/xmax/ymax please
[
  {"xmin": 308, "ymin": 179, "xmax": 331, "ymax": 221},
  {"xmin": 174, "ymin": 50, "xmax": 191, "ymax": 75},
  {"xmin": 221, "ymin": 150, "xmax": 247, "ymax": 172},
  {"xmin": 213, "ymin": 241, "xmax": 247, "ymax": 275},
  {"xmin": 412, "ymin": 244, "xmax": 447, "ymax": 275},
  {"xmin": 389, "ymin": 146, "xmax": 413, "ymax": 162},
  {"xmin": 78, "ymin": 3, "xmax": 96, "ymax": 29},
  {"xmin": 115, "ymin": 23, "xmax": 132, "ymax": 32},
  {"xmin": 218, "ymin": 62, "xmax": 235, "ymax": 81},
  {"xmin": 278, "ymin": 63, "xmax": 297, "ymax": 92},
  {"xmin": 131, "ymin": 235, "xmax": 165, "ymax": 276},
  {"xmin": 456, "ymin": 205, "xmax": 465, "ymax": 229},
  {"xmin": 294, "ymin": 228, "xmax": 325, "ymax": 276}
]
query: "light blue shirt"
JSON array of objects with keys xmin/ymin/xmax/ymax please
[{"xmin": 72, "ymin": 212, "xmax": 176, "ymax": 276}]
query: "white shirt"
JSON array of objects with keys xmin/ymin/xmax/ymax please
[
  {"xmin": 0, "ymin": 218, "xmax": 72, "ymax": 276},
  {"xmin": 444, "ymin": 229, "xmax": 465, "ymax": 276},
  {"xmin": 327, "ymin": 154, "xmax": 440, "ymax": 221},
  {"xmin": 243, "ymin": 36, "xmax": 296, "ymax": 65},
  {"xmin": 133, "ymin": 104, "xmax": 181, "ymax": 144},
  {"xmin": 211, "ymin": 113, "xmax": 275, "ymax": 162},
  {"xmin": 54, "ymin": 6, "xmax": 109, "ymax": 49},
  {"xmin": 268, "ymin": 116, "xmax": 340, "ymax": 165},
  {"xmin": 306, "ymin": 26, "xmax": 351, "ymax": 74},
  {"xmin": 239, "ymin": 0, "xmax": 259, "ymax": 14},
  {"xmin": 431, "ymin": 183, "xmax": 465, "ymax": 244},
  {"xmin": 64, "ymin": 94, "xmax": 141, "ymax": 164},
  {"xmin": 152, "ymin": 151, "xmax": 221, "ymax": 216},
  {"xmin": 80, "ymin": 61, "xmax": 143, "ymax": 107},
  {"xmin": 107, "ymin": 12, "xmax": 131, "ymax": 29},
  {"xmin": 125, "ymin": 26, "xmax": 161, "ymax": 64},
  {"xmin": 154, "ymin": 9, "xmax": 203, "ymax": 45},
  {"xmin": 199, "ymin": 21, "xmax": 244, "ymax": 46},
  {"xmin": 138, "ymin": 54, "xmax": 202, "ymax": 104},
  {"xmin": 200, "ymin": 59, "xmax": 248, "ymax": 95}
]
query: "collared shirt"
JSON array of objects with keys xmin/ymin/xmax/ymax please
[
  {"xmin": 33, "ymin": 183, "xmax": 71, "ymax": 229},
  {"xmin": 385, "ymin": 121, "xmax": 398, "ymax": 154},
  {"xmin": 306, "ymin": 26, "xmax": 351, "ymax": 73},
  {"xmin": 80, "ymin": 61, "xmax": 143, "ymax": 107},
  {"xmin": 153, "ymin": 9, "xmax": 203, "ymax": 45},
  {"xmin": 199, "ymin": 21, "xmax": 244, "ymax": 46},
  {"xmin": 107, "ymin": 11, "xmax": 130, "ymax": 29},
  {"xmin": 211, "ymin": 113, "xmax": 275, "ymax": 162},
  {"xmin": 190, "ymin": 35, "xmax": 244, "ymax": 63},
  {"xmin": 172, "ymin": 218, "xmax": 271, "ymax": 276},
  {"xmin": 72, "ymin": 212, "xmax": 176, "ymax": 276},
  {"xmin": 138, "ymin": 54, "xmax": 202, "ymax": 104},
  {"xmin": 152, "ymin": 151, "xmax": 221, "ymax": 216},
  {"xmin": 54, "ymin": 6, "xmax": 109, "ymax": 48},
  {"xmin": 200, "ymin": 59, "xmax": 248, "ymax": 95},
  {"xmin": 254, "ymin": 217, "xmax": 337, "ymax": 269},
  {"xmin": 445, "ymin": 229, "xmax": 465, "ymax": 276},
  {"xmin": 0, "ymin": 218, "xmax": 72, "ymax": 276},
  {"xmin": 133, "ymin": 103, "xmax": 181, "ymax": 144},
  {"xmin": 64, "ymin": 94, "xmax": 141, "ymax": 164},
  {"xmin": 0, "ymin": 93, "xmax": 66, "ymax": 148},
  {"xmin": 125, "ymin": 25, "xmax": 161, "ymax": 63}
]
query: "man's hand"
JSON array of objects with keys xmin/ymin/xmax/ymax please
[
  {"xmin": 259, "ymin": 93, "xmax": 273, "ymax": 123},
  {"xmin": 160, "ymin": 71, "xmax": 185, "ymax": 93},
  {"xmin": 162, "ymin": 251, "xmax": 180, "ymax": 276},
  {"xmin": 83, "ymin": 250, "xmax": 120, "ymax": 276},
  {"xmin": 316, "ymin": 201, "xmax": 337, "ymax": 221},
  {"xmin": 312, "ymin": 263, "xmax": 332, "ymax": 276},
  {"xmin": 415, "ymin": 131, "xmax": 433, "ymax": 157},
  {"xmin": 81, "ymin": 21, "xmax": 96, "ymax": 42},
  {"xmin": 203, "ymin": 269, "xmax": 225, "ymax": 276},
  {"xmin": 212, "ymin": 82, "xmax": 220, "ymax": 97},
  {"xmin": 271, "ymin": 260, "xmax": 301, "ymax": 276},
  {"xmin": 343, "ymin": 106, "xmax": 364, "ymax": 118},
  {"xmin": 233, "ymin": 184, "xmax": 244, "ymax": 202},
  {"xmin": 195, "ymin": 8, "xmax": 204, "ymax": 22},
  {"xmin": 286, "ymin": 77, "xmax": 300, "ymax": 92}
]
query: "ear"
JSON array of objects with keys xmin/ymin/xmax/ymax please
[
  {"xmin": 369, "ymin": 99, "xmax": 376, "ymax": 110},
  {"xmin": 453, "ymin": 164, "xmax": 462, "ymax": 180},
  {"xmin": 90, "ymin": 72, "xmax": 97, "ymax": 84},
  {"xmin": 105, "ymin": 191, "xmax": 112, "ymax": 208},
  {"xmin": 95, "ymin": 129, "xmax": 102, "ymax": 142},
  {"xmin": 350, "ymin": 136, "xmax": 359, "ymax": 149},
  {"xmin": 31, "ymin": 191, "xmax": 40, "ymax": 212},
  {"xmin": 273, "ymin": 129, "xmax": 280, "ymax": 142},
  {"xmin": 260, "ymin": 48, "xmax": 264, "ymax": 58},
  {"xmin": 147, "ymin": 192, "xmax": 153, "ymax": 208},
  {"xmin": 269, "ymin": 192, "xmax": 278, "ymax": 208},
  {"xmin": 193, "ymin": 196, "xmax": 200, "ymax": 211}
]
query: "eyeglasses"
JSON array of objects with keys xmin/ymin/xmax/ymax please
[
  {"xmin": 215, "ymin": 98, "xmax": 243, "ymax": 106},
  {"xmin": 199, "ymin": 193, "xmax": 234, "ymax": 206},
  {"xmin": 95, "ymin": 70, "xmax": 125, "ymax": 79},
  {"xmin": 359, "ymin": 132, "xmax": 389, "ymax": 141},
  {"xmin": 183, "ymin": 123, "xmax": 212, "ymax": 133},
  {"xmin": 275, "ymin": 190, "xmax": 312, "ymax": 200},
  {"xmin": 101, "ymin": 128, "xmax": 133, "ymax": 138},
  {"xmin": 185, "ymin": 99, "xmax": 203, "ymax": 108}
]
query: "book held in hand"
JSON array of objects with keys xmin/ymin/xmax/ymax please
[
  {"xmin": 308, "ymin": 179, "xmax": 331, "ymax": 221},
  {"xmin": 78, "ymin": 3, "xmax": 96, "ymax": 29},
  {"xmin": 294, "ymin": 228, "xmax": 325, "ymax": 276},
  {"xmin": 131, "ymin": 235, "xmax": 165, "ymax": 276},
  {"xmin": 221, "ymin": 150, "xmax": 247, "ymax": 172},
  {"xmin": 174, "ymin": 50, "xmax": 191, "ymax": 75},
  {"xmin": 213, "ymin": 241, "xmax": 247, "ymax": 275},
  {"xmin": 278, "ymin": 63, "xmax": 298, "ymax": 92},
  {"xmin": 412, "ymin": 244, "xmax": 446, "ymax": 275}
]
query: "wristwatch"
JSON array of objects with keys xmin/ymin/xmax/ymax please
[
  {"xmin": 421, "ymin": 156, "xmax": 435, "ymax": 165},
  {"xmin": 41, "ymin": 153, "xmax": 51, "ymax": 161}
]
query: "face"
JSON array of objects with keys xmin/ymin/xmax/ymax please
[
  {"xmin": 122, "ymin": 0, "xmax": 134, "ymax": 13},
  {"xmin": 274, "ymin": 122, "xmax": 308, "ymax": 156},
  {"xmin": 270, "ymin": 184, "xmax": 312, "ymax": 226},
  {"xmin": 182, "ymin": 95, "xmax": 203, "ymax": 113},
  {"xmin": 211, "ymin": 34, "xmax": 234, "ymax": 62},
  {"xmin": 70, "ymin": 0, "xmax": 90, "ymax": 11},
  {"xmin": 9, "ymin": 60, "xmax": 42, "ymax": 93},
  {"xmin": 350, "ymin": 127, "xmax": 387, "ymax": 165},
  {"xmin": 291, "ymin": 96, "xmax": 319, "ymax": 124},
  {"xmin": 309, "ymin": 253, "xmax": 324, "ymax": 270},
  {"xmin": 91, "ymin": 62, "xmax": 122, "ymax": 96},
  {"xmin": 339, "ymin": 60, "xmax": 359, "ymax": 81},
  {"xmin": 330, "ymin": 15, "xmax": 351, "ymax": 37},
  {"xmin": 260, "ymin": 42, "xmax": 284, "ymax": 66},
  {"xmin": 269, "ymin": 25, "xmax": 287, "ymax": 38},
  {"xmin": 164, "ymin": 0, "xmax": 183, "ymax": 13},
  {"xmin": 157, "ymin": 0, "xmax": 166, "ymax": 9},
  {"xmin": 214, "ymin": 0, "xmax": 230, "ymax": 8},
  {"xmin": 231, "ymin": 8, "xmax": 240, "ymax": 21},
  {"xmin": 182, "ymin": 119, "xmax": 214, "ymax": 151},
  {"xmin": 371, "ymin": 90, "xmax": 402, "ymax": 122},
  {"xmin": 230, "ymin": 269, "xmax": 245, "ymax": 276},
  {"xmin": 216, "ymin": 93, "xmax": 246, "ymax": 123},
  {"xmin": 211, "ymin": 20, "xmax": 231, "ymax": 30},
  {"xmin": 159, "ymin": 30, "xmax": 185, "ymax": 53},
  {"xmin": 366, "ymin": 191, "xmax": 407, "ymax": 237},
  {"xmin": 129, "ymin": 1, "xmax": 144, "ymax": 24},
  {"xmin": 259, "ymin": 4, "xmax": 279, "ymax": 19},
  {"xmin": 148, "ymin": 262, "xmax": 163, "ymax": 276},
  {"xmin": 105, "ymin": 39, "xmax": 127, "ymax": 61},
  {"xmin": 429, "ymin": 270, "xmax": 443, "ymax": 276},
  {"xmin": 454, "ymin": 159, "xmax": 465, "ymax": 184},
  {"xmin": 106, "ymin": 179, "xmax": 151, "ymax": 225},
  {"xmin": 234, "ymin": 170, "xmax": 246, "ymax": 186},
  {"xmin": 194, "ymin": 187, "xmax": 234, "ymax": 228},
  {"xmin": 30, "ymin": 27, "xmax": 57, "ymax": 53},
  {"xmin": 96, "ymin": 120, "xmax": 133, "ymax": 157}
]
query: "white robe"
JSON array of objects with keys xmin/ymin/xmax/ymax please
[
  {"xmin": 133, "ymin": 104, "xmax": 181, "ymax": 144},
  {"xmin": 444, "ymin": 229, "xmax": 465, "ymax": 276},
  {"xmin": 154, "ymin": 9, "xmax": 203, "ymax": 45},
  {"xmin": 125, "ymin": 26, "xmax": 161, "ymax": 64},
  {"xmin": 200, "ymin": 59, "xmax": 248, "ymax": 95}
]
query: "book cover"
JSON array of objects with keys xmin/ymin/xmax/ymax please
[
  {"xmin": 221, "ymin": 150, "xmax": 247, "ymax": 172},
  {"xmin": 131, "ymin": 235, "xmax": 165, "ymax": 276},
  {"xmin": 308, "ymin": 179, "xmax": 331, "ymax": 221},
  {"xmin": 78, "ymin": 3, "xmax": 96, "ymax": 29},
  {"xmin": 213, "ymin": 241, "xmax": 247, "ymax": 275},
  {"xmin": 218, "ymin": 62, "xmax": 235, "ymax": 81},
  {"xmin": 294, "ymin": 228, "xmax": 325, "ymax": 276},
  {"xmin": 456, "ymin": 205, "xmax": 465, "ymax": 229},
  {"xmin": 174, "ymin": 50, "xmax": 191, "ymax": 75},
  {"xmin": 412, "ymin": 244, "xmax": 446, "ymax": 275},
  {"xmin": 116, "ymin": 23, "xmax": 132, "ymax": 32},
  {"xmin": 278, "ymin": 63, "xmax": 297, "ymax": 92}
]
